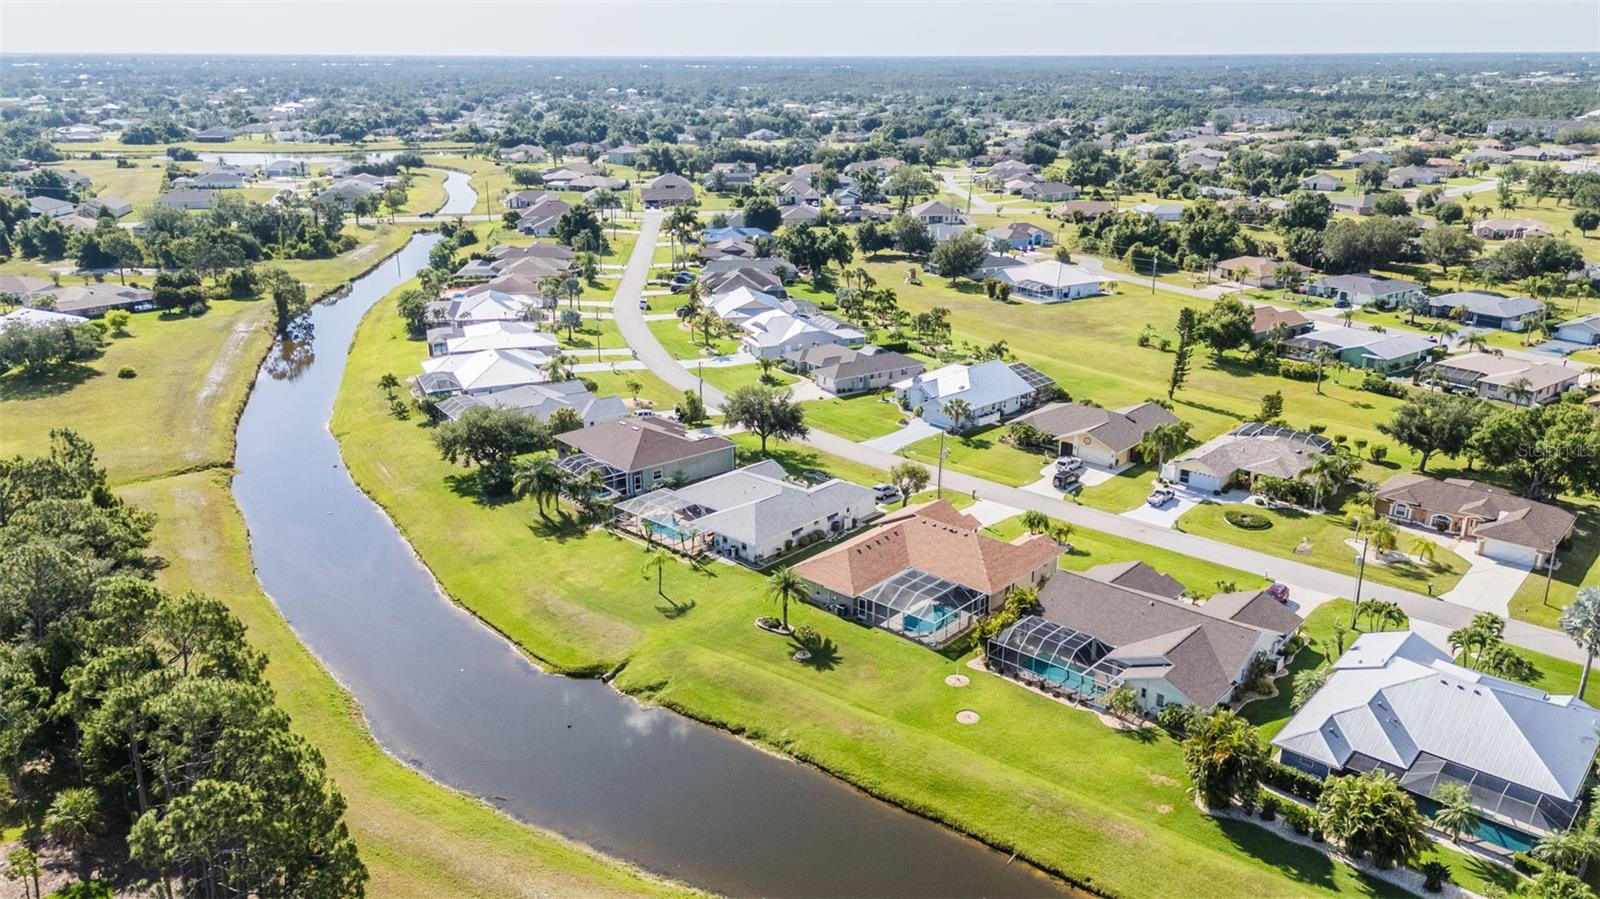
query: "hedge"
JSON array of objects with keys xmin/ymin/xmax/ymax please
[{"xmin": 1264, "ymin": 760, "xmax": 1325, "ymax": 801}]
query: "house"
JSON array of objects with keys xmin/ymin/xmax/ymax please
[
  {"xmin": 504, "ymin": 189, "xmax": 557, "ymax": 209},
  {"xmin": 554, "ymin": 417, "xmax": 736, "ymax": 499},
  {"xmin": 776, "ymin": 180, "xmax": 823, "ymax": 207},
  {"xmin": 703, "ymin": 267, "xmax": 787, "ymax": 298},
  {"xmin": 1274, "ymin": 631, "xmax": 1600, "ymax": 840},
  {"xmin": 79, "ymin": 197, "xmax": 132, "ymax": 218},
  {"xmin": 1286, "ymin": 327, "xmax": 1438, "ymax": 373},
  {"xmin": 1012, "ymin": 401, "xmax": 1181, "ymax": 468},
  {"xmin": 425, "ymin": 320, "xmax": 558, "ymax": 357},
  {"xmin": 33, "ymin": 283, "xmax": 152, "ymax": 317},
  {"xmin": 514, "ymin": 197, "xmax": 571, "ymax": 236},
  {"xmin": 745, "ymin": 129, "xmax": 781, "ymax": 142},
  {"xmin": 894, "ymin": 360, "xmax": 1054, "ymax": 431},
  {"xmin": 0, "ymin": 274, "xmax": 53, "ymax": 299},
  {"xmin": 843, "ymin": 157, "xmax": 902, "ymax": 178},
  {"xmin": 1214, "ymin": 256, "xmax": 1310, "ymax": 288},
  {"xmin": 1384, "ymin": 165, "xmax": 1448, "ymax": 188},
  {"xmin": 1019, "ymin": 181, "xmax": 1077, "ymax": 202},
  {"xmin": 1252, "ymin": 306, "xmax": 1314, "ymax": 341},
  {"xmin": 417, "ymin": 348, "xmax": 554, "ymax": 397},
  {"xmin": 498, "ymin": 144, "xmax": 548, "ymax": 164},
  {"xmin": 1423, "ymin": 291, "xmax": 1545, "ymax": 331},
  {"xmin": 988, "ymin": 567, "xmax": 1301, "ymax": 712},
  {"xmin": 779, "ymin": 205, "xmax": 821, "ymax": 227},
  {"xmin": 784, "ymin": 345, "xmax": 924, "ymax": 396},
  {"xmin": 152, "ymin": 188, "xmax": 212, "ymax": 209},
  {"xmin": 317, "ymin": 178, "xmax": 384, "ymax": 208},
  {"xmin": 428, "ymin": 288, "xmax": 542, "ymax": 326},
  {"xmin": 984, "ymin": 222, "xmax": 1054, "ymax": 251},
  {"xmin": 1555, "ymin": 312, "xmax": 1600, "ymax": 345},
  {"xmin": 1465, "ymin": 147, "xmax": 1513, "ymax": 165},
  {"xmin": 1427, "ymin": 353, "xmax": 1580, "ymax": 405},
  {"xmin": 1130, "ymin": 202, "xmax": 1183, "ymax": 222},
  {"xmin": 1376, "ymin": 475, "xmax": 1575, "ymax": 568},
  {"xmin": 992, "ymin": 260, "xmax": 1101, "ymax": 302},
  {"xmin": 709, "ymin": 285, "xmax": 789, "ymax": 323},
  {"xmin": 28, "ymin": 196, "xmax": 74, "ymax": 218},
  {"xmin": 1307, "ymin": 274, "xmax": 1425, "ymax": 309},
  {"xmin": 641, "ymin": 173, "xmax": 696, "ymax": 208},
  {"xmin": 1330, "ymin": 194, "xmax": 1378, "ymax": 216},
  {"xmin": 704, "ymin": 162, "xmax": 757, "ymax": 189},
  {"xmin": 1299, "ymin": 173, "xmax": 1341, "ymax": 191},
  {"xmin": 908, "ymin": 200, "xmax": 966, "ymax": 225},
  {"xmin": 605, "ymin": 144, "xmax": 639, "ymax": 165},
  {"xmin": 793, "ymin": 501, "xmax": 1059, "ymax": 648},
  {"xmin": 1341, "ymin": 150, "xmax": 1393, "ymax": 168},
  {"xmin": 614, "ymin": 460, "xmax": 877, "ymax": 564},
  {"xmin": 1178, "ymin": 150, "xmax": 1224, "ymax": 173},
  {"xmin": 1081, "ymin": 560, "xmax": 1188, "ymax": 600},
  {"xmin": 0, "ymin": 307, "xmax": 88, "ymax": 330},
  {"xmin": 738, "ymin": 309, "xmax": 864, "ymax": 360},
  {"xmin": 192, "ymin": 127, "xmax": 234, "ymax": 143},
  {"xmin": 1161, "ymin": 423, "xmax": 1331, "ymax": 494},
  {"xmin": 54, "ymin": 124, "xmax": 103, "ymax": 143},
  {"xmin": 1053, "ymin": 199, "xmax": 1116, "ymax": 220},
  {"xmin": 435, "ymin": 380, "xmax": 626, "ymax": 428},
  {"xmin": 1473, "ymin": 218, "xmax": 1551, "ymax": 241}
]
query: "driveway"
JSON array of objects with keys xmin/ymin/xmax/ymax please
[
  {"xmin": 1120, "ymin": 493, "xmax": 1201, "ymax": 529},
  {"xmin": 1437, "ymin": 553, "xmax": 1532, "ymax": 615},
  {"xmin": 861, "ymin": 418, "xmax": 942, "ymax": 453},
  {"xmin": 966, "ymin": 499, "xmax": 1022, "ymax": 528}
]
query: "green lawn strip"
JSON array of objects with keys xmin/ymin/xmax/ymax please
[
  {"xmin": 331, "ymin": 288, "xmax": 1421, "ymax": 898},
  {"xmin": 1075, "ymin": 463, "xmax": 1162, "ymax": 513},
  {"xmin": 401, "ymin": 169, "xmax": 450, "ymax": 215},
  {"xmin": 982, "ymin": 515, "xmax": 1270, "ymax": 595},
  {"xmin": 695, "ymin": 364, "xmax": 795, "ymax": 395},
  {"xmin": 582, "ymin": 368, "xmax": 685, "ymax": 413},
  {"xmin": 648, "ymin": 318, "xmax": 741, "ymax": 358},
  {"xmin": 63, "ymin": 157, "xmax": 168, "ymax": 214},
  {"xmin": 801, "ymin": 393, "xmax": 911, "ymax": 442},
  {"xmin": 899, "ymin": 424, "xmax": 1050, "ymax": 487},
  {"xmin": 726, "ymin": 433, "xmax": 884, "ymax": 487},
  {"xmin": 552, "ymin": 315, "xmax": 624, "ymax": 350},
  {"xmin": 118, "ymin": 470, "xmax": 697, "ymax": 898},
  {"xmin": 1177, "ymin": 496, "xmax": 1473, "ymax": 595},
  {"xmin": 1509, "ymin": 504, "xmax": 1600, "ymax": 629}
]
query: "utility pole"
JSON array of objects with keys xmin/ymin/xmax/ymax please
[
  {"xmin": 1543, "ymin": 554, "xmax": 1557, "ymax": 607},
  {"xmin": 1348, "ymin": 536, "xmax": 1370, "ymax": 629},
  {"xmin": 697, "ymin": 361, "xmax": 704, "ymax": 403},
  {"xmin": 594, "ymin": 309, "xmax": 602, "ymax": 362},
  {"xmin": 936, "ymin": 428, "xmax": 948, "ymax": 499},
  {"xmin": 1150, "ymin": 250, "xmax": 1159, "ymax": 294}
]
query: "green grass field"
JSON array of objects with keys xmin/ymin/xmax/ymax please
[
  {"xmin": 329, "ymin": 279, "xmax": 1455, "ymax": 898},
  {"xmin": 900, "ymin": 424, "xmax": 1052, "ymax": 487},
  {"xmin": 649, "ymin": 317, "xmax": 741, "ymax": 358},
  {"xmin": 802, "ymin": 393, "xmax": 910, "ymax": 442}
]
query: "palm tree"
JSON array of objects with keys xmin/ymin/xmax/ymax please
[
  {"xmin": 542, "ymin": 352, "xmax": 570, "ymax": 382},
  {"xmin": 1290, "ymin": 666, "xmax": 1329, "ymax": 710},
  {"xmin": 1464, "ymin": 331, "xmax": 1490, "ymax": 353},
  {"xmin": 1559, "ymin": 587, "xmax": 1600, "ymax": 698},
  {"xmin": 1367, "ymin": 517, "xmax": 1399, "ymax": 557},
  {"xmin": 1363, "ymin": 599, "xmax": 1406, "ymax": 632},
  {"xmin": 1304, "ymin": 453, "xmax": 1350, "ymax": 510},
  {"xmin": 1138, "ymin": 422, "xmax": 1190, "ymax": 467},
  {"xmin": 512, "ymin": 456, "xmax": 564, "ymax": 514},
  {"xmin": 1534, "ymin": 827, "xmax": 1600, "ymax": 875},
  {"xmin": 1504, "ymin": 375, "xmax": 1534, "ymax": 406},
  {"xmin": 44, "ymin": 787, "xmax": 100, "ymax": 850},
  {"xmin": 765, "ymin": 566, "xmax": 807, "ymax": 632},
  {"xmin": 1181, "ymin": 709, "xmax": 1268, "ymax": 810},
  {"xmin": 1103, "ymin": 685, "xmax": 1139, "ymax": 721},
  {"xmin": 1409, "ymin": 536, "xmax": 1438, "ymax": 568},
  {"xmin": 942, "ymin": 398, "xmax": 973, "ymax": 434},
  {"xmin": 641, "ymin": 545, "xmax": 670, "ymax": 596},
  {"xmin": 691, "ymin": 310, "xmax": 723, "ymax": 349},
  {"xmin": 1313, "ymin": 345, "xmax": 1336, "ymax": 395},
  {"xmin": 1021, "ymin": 510, "xmax": 1052, "ymax": 534},
  {"xmin": 1430, "ymin": 783, "xmax": 1477, "ymax": 845}
]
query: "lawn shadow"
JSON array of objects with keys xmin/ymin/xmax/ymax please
[
  {"xmin": 792, "ymin": 634, "xmax": 842, "ymax": 671},
  {"xmin": 1213, "ymin": 816, "xmax": 1339, "ymax": 890},
  {"xmin": 526, "ymin": 508, "xmax": 588, "ymax": 542},
  {"xmin": 1118, "ymin": 724, "xmax": 1158, "ymax": 744},
  {"xmin": 0, "ymin": 361, "xmax": 104, "ymax": 401},
  {"xmin": 656, "ymin": 598, "xmax": 697, "ymax": 619}
]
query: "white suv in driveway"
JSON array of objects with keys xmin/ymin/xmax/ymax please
[{"xmin": 873, "ymin": 483, "xmax": 902, "ymax": 505}]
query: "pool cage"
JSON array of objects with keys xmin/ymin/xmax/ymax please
[
  {"xmin": 612, "ymin": 489, "xmax": 713, "ymax": 555},
  {"xmin": 856, "ymin": 568, "xmax": 987, "ymax": 647},
  {"xmin": 1358, "ymin": 752, "xmax": 1580, "ymax": 837},
  {"xmin": 986, "ymin": 615, "xmax": 1123, "ymax": 700},
  {"xmin": 555, "ymin": 452, "xmax": 626, "ymax": 498}
]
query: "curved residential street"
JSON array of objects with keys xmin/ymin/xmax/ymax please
[{"xmin": 608, "ymin": 213, "xmax": 1583, "ymax": 664}]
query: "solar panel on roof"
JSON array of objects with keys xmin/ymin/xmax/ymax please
[{"xmin": 1007, "ymin": 362, "xmax": 1056, "ymax": 392}]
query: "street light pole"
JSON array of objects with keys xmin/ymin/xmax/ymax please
[
  {"xmin": 936, "ymin": 428, "xmax": 948, "ymax": 499},
  {"xmin": 1348, "ymin": 536, "xmax": 1370, "ymax": 629}
]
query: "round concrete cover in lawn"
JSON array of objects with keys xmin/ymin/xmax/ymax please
[
  {"xmin": 956, "ymin": 709, "xmax": 980, "ymax": 725},
  {"xmin": 945, "ymin": 674, "xmax": 970, "ymax": 687}
]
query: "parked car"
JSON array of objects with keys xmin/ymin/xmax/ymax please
[
  {"xmin": 638, "ymin": 298, "xmax": 650, "ymax": 310},
  {"xmin": 1265, "ymin": 583, "xmax": 1291, "ymax": 603},
  {"xmin": 873, "ymin": 483, "xmax": 902, "ymax": 504},
  {"xmin": 634, "ymin": 409, "xmax": 657, "ymax": 418},
  {"xmin": 675, "ymin": 304, "xmax": 694, "ymax": 317},
  {"xmin": 1052, "ymin": 469, "xmax": 1082, "ymax": 490},
  {"xmin": 1054, "ymin": 456, "xmax": 1085, "ymax": 474},
  {"xmin": 671, "ymin": 271, "xmax": 695, "ymax": 284},
  {"xmin": 418, "ymin": 211, "xmax": 435, "ymax": 219},
  {"xmin": 1147, "ymin": 486, "xmax": 1176, "ymax": 507}
]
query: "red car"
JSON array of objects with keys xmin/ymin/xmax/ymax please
[{"xmin": 1265, "ymin": 583, "xmax": 1291, "ymax": 603}]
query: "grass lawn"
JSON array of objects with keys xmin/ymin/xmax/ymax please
[
  {"xmin": 727, "ymin": 433, "xmax": 886, "ymax": 488},
  {"xmin": 696, "ymin": 364, "xmax": 795, "ymax": 395},
  {"xmin": 52, "ymin": 157, "xmax": 168, "ymax": 215},
  {"xmin": 900, "ymin": 424, "xmax": 1051, "ymax": 487},
  {"xmin": 1177, "ymin": 497, "xmax": 1473, "ymax": 595},
  {"xmin": 553, "ymin": 315, "xmax": 624, "ymax": 350},
  {"xmin": 649, "ymin": 318, "xmax": 741, "ymax": 358},
  {"xmin": 802, "ymin": 393, "xmax": 910, "ymax": 442},
  {"xmin": 332, "ymin": 286, "xmax": 1429, "ymax": 898},
  {"xmin": 582, "ymin": 368, "xmax": 685, "ymax": 413},
  {"xmin": 401, "ymin": 168, "xmax": 449, "ymax": 215},
  {"xmin": 1076, "ymin": 463, "xmax": 1162, "ymax": 513}
]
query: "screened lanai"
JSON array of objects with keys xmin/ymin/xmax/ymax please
[
  {"xmin": 857, "ymin": 568, "xmax": 987, "ymax": 647},
  {"xmin": 987, "ymin": 615, "xmax": 1122, "ymax": 698},
  {"xmin": 613, "ymin": 489, "xmax": 714, "ymax": 554},
  {"xmin": 555, "ymin": 452, "xmax": 626, "ymax": 497},
  {"xmin": 1388, "ymin": 752, "xmax": 1581, "ymax": 837}
]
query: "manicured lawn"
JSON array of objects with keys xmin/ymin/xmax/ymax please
[
  {"xmin": 1509, "ymin": 504, "xmax": 1600, "ymax": 629},
  {"xmin": 1076, "ymin": 463, "xmax": 1162, "ymax": 513},
  {"xmin": 727, "ymin": 433, "xmax": 886, "ymax": 488},
  {"xmin": 51, "ymin": 157, "xmax": 168, "ymax": 215},
  {"xmin": 1177, "ymin": 497, "xmax": 1472, "ymax": 595},
  {"xmin": 582, "ymin": 368, "xmax": 685, "ymax": 413},
  {"xmin": 649, "ymin": 318, "xmax": 741, "ymax": 358},
  {"xmin": 900, "ymin": 424, "xmax": 1052, "ymax": 487},
  {"xmin": 332, "ymin": 286, "xmax": 1424, "ymax": 898},
  {"xmin": 696, "ymin": 363, "xmax": 795, "ymax": 395},
  {"xmin": 803, "ymin": 393, "xmax": 910, "ymax": 442},
  {"xmin": 401, "ymin": 168, "xmax": 449, "ymax": 215},
  {"xmin": 553, "ymin": 315, "xmax": 624, "ymax": 350}
]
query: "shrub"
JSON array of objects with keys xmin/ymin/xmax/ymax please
[
  {"xmin": 1224, "ymin": 509, "xmax": 1273, "ymax": 530},
  {"xmin": 1156, "ymin": 703, "xmax": 1200, "ymax": 736},
  {"xmin": 1360, "ymin": 371, "xmax": 1408, "ymax": 398},
  {"xmin": 117, "ymin": 366, "xmax": 136, "ymax": 379},
  {"xmin": 1369, "ymin": 445, "xmax": 1388, "ymax": 463},
  {"xmin": 1279, "ymin": 359, "xmax": 1318, "ymax": 380},
  {"xmin": 1263, "ymin": 760, "xmax": 1325, "ymax": 801},
  {"xmin": 794, "ymin": 625, "xmax": 820, "ymax": 648},
  {"xmin": 1512, "ymin": 852, "xmax": 1546, "ymax": 876},
  {"xmin": 1280, "ymin": 800, "xmax": 1317, "ymax": 835},
  {"xmin": 1418, "ymin": 860, "xmax": 1450, "ymax": 893},
  {"xmin": 1258, "ymin": 793, "xmax": 1280, "ymax": 821},
  {"xmin": 185, "ymin": 301, "xmax": 208, "ymax": 316}
]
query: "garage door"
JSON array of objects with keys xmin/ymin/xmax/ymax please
[{"xmin": 1480, "ymin": 539, "xmax": 1537, "ymax": 567}]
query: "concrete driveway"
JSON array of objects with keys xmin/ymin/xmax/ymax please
[
  {"xmin": 1120, "ymin": 492, "xmax": 1201, "ymax": 529},
  {"xmin": 862, "ymin": 418, "xmax": 942, "ymax": 453},
  {"xmin": 1438, "ymin": 553, "xmax": 1532, "ymax": 615}
]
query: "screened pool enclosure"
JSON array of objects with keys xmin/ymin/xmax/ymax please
[
  {"xmin": 612, "ymin": 489, "xmax": 713, "ymax": 554},
  {"xmin": 855, "ymin": 568, "xmax": 988, "ymax": 647},
  {"xmin": 986, "ymin": 615, "xmax": 1123, "ymax": 699}
]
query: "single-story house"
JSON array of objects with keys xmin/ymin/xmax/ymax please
[
  {"xmin": 33, "ymin": 283, "xmax": 152, "ymax": 317},
  {"xmin": 262, "ymin": 159, "xmax": 308, "ymax": 178},
  {"xmin": 1341, "ymin": 150, "xmax": 1394, "ymax": 168},
  {"xmin": 1464, "ymin": 148, "xmax": 1513, "ymax": 165},
  {"xmin": 614, "ymin": 459, "xmax": 877, "ymax": 564},
  {"xmin": 1214, "ymin": 256, "xmax": 1310, "ymax": 288},
  {"xmin": 909, "ymin": 200, "xmax": 966, "ymax": 225},
  {"xmin": 704, "ymin": 163, "xmax": 757, "ymax": 189},
  {"xmin": 1384, "ymin": 165, "xmax": 1448, "ymax": 188},
  {"xmin": 992, "ymin": 260, "xmax": 1102, "ymax": 302},
  {"xmin": 1286, "ymin": 327, "xmax": 1437, "ymax": 373},
  {"xmin": 435, "ymin": 380, "xmax": 626, "ymax": 427},
  {"xmin": 1299, "ymin": 173, "xmax": 1341, "ymax": 191},
  {"xmin": 794, "ymin": 500, "xmax": 1060, "ymax": 648},
  {"xmin": 1331, "ymin": 194, "xmax": 1378, "ymax": 216},
  {"xmin": 555, "ymin": 417, "xmax": 737, "ymax": 499},
  {"xmin": 0, "ymin": 274, "xmax": 53, "ymax": 299},
  {"xmin": 894, "ymin": 360, "xmax": 1055, "ymax": 432},
  {"xmin": 1555, "ymin": 313, "xmax": 1600, "ymax": 346},
  {"xmin": 1423, "ymin": 291, "xmax": 1545, "ymax": 331},
  {"xmin": 1161, "ymin": 423, "xmax": 1331, "ymax": 494},
  {"xmin": 29, "ymin": 196, "xmax": 75, "ymax": 218},
  {"xmin": 1019, "ymin": 182, "xmax": 1077, "ymax": 202},
  {"xmin": 1053, "ymin": 200, "xmax": 1116, "ymax": 220},
  {"xmin": 498, "ymin": 144, "xmax": 549, "ymax": 164},
  {"xmin": 425, "ymin": 320, "xmax": 558, "ymax": 357},
  {"xmin": 1307, "ymin": 274, "xmax": 1425, "ymax": 309},
  {"xmin": 738, "ymin": 309, "xmax": 865, "ymax": 360},
  {"xmin": 1375, "ymin": 475, "xmax": 1575, "ymax": 568},
  {"xmin": 79, "ymin": 197, "xmax": 132, "ymax": 218},
  {"xmin": 515, "ymin": 197, "xmax": 571, "ymax": 236},
  {"xmin": 192, "ymin": 127, "xmax": 234, "ymax": 143},
  {"xmin": 177, "ymin": 170, "xmax": 246, "ymax": 190},
  {"xmin": 1473, "ymin": 219, "xmax": 1551, "ymax": 241},
  {"xmin": 985, "ymin": 222, "xmax": 1054, "ymax": 250},
  {"xmin": 505, "ymin": 189, "xmax": 557, "ymax": 209},
  {"xmin": 784, "ymin": 345, "xmax": 924, "ymax": 396},
  {"xmin": 0, "ymin": 307, "xmax": 89, "ymax": 331},
  {"xmin": 155, "ymin": 189, "xmax": 214, "ymax": 210},
  {"xmin": 417, "ymin": 347, "xmax": 554, "ymax": 397},
  {"xmin": 1012, "ymin": 401, "xmax": 1180, "ymax": 468},
  {"xmin": 1252, "ymin": 305, "xmax": 1315, "ymax": 341},
  {"xmin": 1274, "ymin": 631, "xmax": 1600, "ymax": 840},
  {"xmin": 776, "ymin": 180, "xmax": 822, "ymax": 207},
  {"xmin": 1427, "ymin": 353, "xmax": 1580, "ymax": 405},
  {"xmin": 642, "ymin": 173, "xmax": 696, "ymax": 208},
  {"xmin": 988, "ymin": 566, "xmax": 1301, "ymax": 713},
  {"xmin": 1130, "ymin": 202, "xmax": 1183, "ymax": 222},
  {"xmin": 605, "ymin": 144, "xmax": 639, "ymax": 165}
]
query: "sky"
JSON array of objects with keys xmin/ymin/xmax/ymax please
[{"xmin": 2, "ymin": 0, "xmax": 1598, "ymax": 57}]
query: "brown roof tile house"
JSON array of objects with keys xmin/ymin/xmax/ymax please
[
  {"xmin": 1375, "ymin": 475, "xmax": 1576, "ymax": 568},
  {"xmin": 1013, "ymin": 401, "xmax": 1180, "ymax": 469},
  {"xmin": 794, "ymin": 501, "xmax": 1059, "ymax": 647},
  {"xmin": 555, "ymin": 417, "xmax": 735, "ymax": 498}
]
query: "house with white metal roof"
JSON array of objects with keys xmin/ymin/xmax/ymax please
[
  {"xmin": 417, "ymin": 348, "xmax": 553, "ymax": 396},
  {"xmin": 893, "ymin": 360, "xmax": 1054, "ymax": 432},
  {"xmin": 426, "ymin": 320, "xmax": 558, "ymax": 357},
  {"xmin": 1274, "ymin": 631, "xmax": 1600, "ymax": 839},
  {"xmin": 992, "ymin": 260, "xmax": 1102, "ymax": 302},
  {"xmin": 737, "ymin": 309, "xmax": 864, "ymax": 360}
]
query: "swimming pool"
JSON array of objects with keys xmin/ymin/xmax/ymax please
[
  {"xmin": 1018, "ymin": 657, "xmax": 1101, "ymax": 695},
  {"xmin": 1413, "ymin": 796, "xmax": 1538, "ymax": 853},
  {"xmin": 902, "ymin": 605, "xmax": 957, "ymax": 636}
]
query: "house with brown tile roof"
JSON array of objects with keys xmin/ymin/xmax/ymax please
[
  {"xmin": 1212, "ymin": 255, "xmax": 1310, "ymax": 289},
  {"xmin": 793, "ymin": 501, "xmax": 1059, "ymax": 647},
  {"xmin": 1375, "ymin": 475, "xmax": 1576, "ymax": 568},
  {"xmin": 1012, "ymin": 401, "xmax": 1180, "ymax": 468},
  {"xmin": 554, "ymin": 417, "xmax": 735, "ymax": 498},
  {"xmin": 1251, "ymin": 305, "xmax": 1314, "ymax": 341}
]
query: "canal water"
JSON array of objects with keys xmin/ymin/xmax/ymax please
[{"xmin": 230, "ymin": 186, "xmax": 1072, "ymax": 896}]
